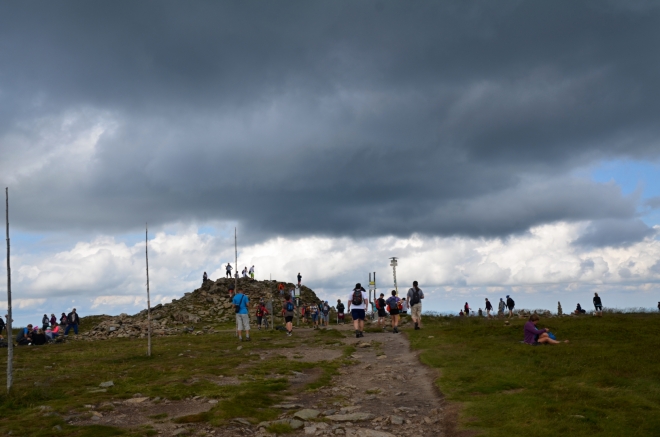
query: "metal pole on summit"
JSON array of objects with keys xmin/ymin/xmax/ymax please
[
  {"xmin": 5, "ymin": 188, "xmax": 14, "ymax": 393},
  {"xmin": 146, "ymin": 224, "xmax": 152, "ymax": 357},
  {"xmin": 234, "ymin": 228, "xmax": 238, "ymax": 337}
]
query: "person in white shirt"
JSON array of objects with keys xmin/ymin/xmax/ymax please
[{"xmin": 347, "ymin": 283, "xmax": 369, "ymax": 338}]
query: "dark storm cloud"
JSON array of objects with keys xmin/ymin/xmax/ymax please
[
  {"xmin": 1, "ymin": 1, "xmax": 660, "ymax": 243},
  {"xmin": 573, "ymin": 219, "xmax": 656, "ymax": 248}
]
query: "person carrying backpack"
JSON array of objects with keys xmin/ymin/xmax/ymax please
[
  {"xmin": 249, "ymin": 265, "xmax": 255, "ymax": 279},
  {"xmin": 336, "ymin": 299, "xmax": 345, "ymax": 324},
  {"xmin": 311, "ymin": 303, "xmax": 319, "ymax": 329},
  {"xmin": 463, "ymin": 302, "xmax": 470, "ymax": 316},
  {"xmin": 255, "ymin": 300, "xmax": 265, "ymax": 330},
  {"xmin": 506, "ymin": 295, "xmax": 515, "ymax": 318},
  {"xmin": 283, "ymin": 294, "xmax": 295, "ymax": 336},
  {"xmin": 386, "ymin": 290, "xmax": 401, "ymax": 334},
  {"xmin": 42, "ymin": 314, "xmax": 50, "ymax": 331},
  {"xmin": 485, "ymin": 298, "xmax": 493, "ymax": 318},
  {"xmin": 347, "ymin": 283, "xmax": 369, "ymax": 338},
  {"xmin": 225, "ymin": 263, "xmax": 233, "ymax": 278},
  {"xmin": 407, "ymin": 281, "xmax": 424, "ymax": 330},
  {"xmin": 321, "ymin": 301, "xmax": 330, "ymax": 327},
  {"xmin": 376, "ymin": 293, "xmax": 387, "ymax": 330}
]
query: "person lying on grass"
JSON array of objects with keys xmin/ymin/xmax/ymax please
[{"xmin": 524, "ymin": 314, "xmax": 568, "ymax": 345}]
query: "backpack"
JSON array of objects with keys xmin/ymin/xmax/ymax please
[
  {"xmin": 409, "ymin": 288, "xmax": 421, "ymax": 306},
  {"xmin": 256, "ymin": 307, "xmax": 263, "ymax": 317},
  {"xmin": 375, "ymin": 299, "xmax": 382, "ymax": 310},
  {"xmin": 323, "ymin": 304, "xmax": 329, "ymax": 315},
  {"xmin": 337, "ymin": 303, "xmax": 345, "ymax": 313},
  {"xmin": 351, "ymin": 289, "xmax": 363, "ymax": 306},
  {"xmin": 285, "ymin": 301, "xmax": 294, "ymax": 312},
  {"xmin": 387, "ymin": 297, "xmax": 398, "ymax": 312}
]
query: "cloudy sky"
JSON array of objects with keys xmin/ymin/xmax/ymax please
[{"xmin": 2, "ymin": 1, "xmax": 660, "ymax": 325}]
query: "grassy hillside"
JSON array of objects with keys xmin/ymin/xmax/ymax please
[{"xmin": 408, "ymin": 313, "xmax": 660, "ymax": 437}]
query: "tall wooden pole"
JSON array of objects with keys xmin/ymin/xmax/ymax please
[
  {"xmin": 145, "ymin": 224, "xmax": 152, "ymax": 357},
  {"xmin": 234, "ymin": 227, "xmax": 238, "ymax": 336},
  {"xmin": 5, "ymin": 188, "xmax": 13, "ymax": 392}
]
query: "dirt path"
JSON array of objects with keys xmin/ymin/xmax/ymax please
[
  {"xmin": 271, "ymin": 323, "xmax": 446, "ymax": 437},
  {"xmin": 70, "ymin": 324, "xmax": 449, "ymax": 437}
]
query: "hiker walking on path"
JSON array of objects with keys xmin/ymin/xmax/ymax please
[
  {"xmin": 232, "ymin": 288, "xmax": 251, "ymax": 341},
  {"xmin": 376, "ymin": 293, "xmax": 387, "ymax": 330},
  {"xmin": 524, "ymin": 314, "xmax": 568, "ymax": 345},
  {"xmin": 407, "ymin": 281, "xmax": 424, "ymax": 330},
  {"xmin": 249, "ymin": 265, "xmax": 255, "ymax": 279},
  {"xmin": 464, "ymin": 302, "xmax": 470, "ymax": 316},
  {"xmin": 593, "ymin": 293, "xmax": 603, "ymax": 317},
  {"xmin": 336, "ymin": 299, "xmax": 345, "ymax": 324},
  {"xmin": 498, "ymin": 298, "xmax": 505, "ymax": 317},
  {"xmin": 348, "ymin": 283, "xmax": 369, "ymax": 338},
  {"xmin": 297, "ymin": 272, "xmax": 302, "ymax": 285},
  {"xmin": 256, "ymin": 299, "xmax": 268, "ymax": 330},
  {"xmin": 226, "ymin": 263, "xmax": 233, "ymax": 278},
  {"xmin": 386, "ymin": 290, "xmax": 401, "ymax": 334},
  {"xmin": 283, "ymin": 294, "xmax": 295, "ymax": 336},
  {"xmin": 65, "ymin": 308, "xmax": 80, "ymax": 336},
  {"xmin": 321, "ymin": 301, "xmax": 330, "ymax": 327},
  {"xmin": 485, "ymin": 298, "xmax": 493, "ymax": 318},
  {"xmin": 506, "ymin": 295, "xmax": 515, "ymax": 318},
  {"xmin": 311, "ymin": 303, "xmax": 319, "ymax": 329}
]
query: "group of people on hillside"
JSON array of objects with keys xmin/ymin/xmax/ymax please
[
  {"xmin": 460, "ymin": 292, "xmax": 607, "ymax": 319},
  {"xmin": 0, "ymin": 308, "xmax": 81, "ymax": 347}
]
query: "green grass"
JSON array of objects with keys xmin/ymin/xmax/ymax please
[
  {"xmin": 0, "ymin": 324, "xmax": 348, "ymax": 436},
  {"xmin": 408, "ymin": 313, "xmax": 660, "ymax": 436}
]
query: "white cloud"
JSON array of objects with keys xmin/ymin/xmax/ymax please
[{"xmin": 2, "ymin": 221, "xmax": 660, "ymax": 325}]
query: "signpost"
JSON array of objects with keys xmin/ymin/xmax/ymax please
[{"xmin": 390, "ymin": 257, "xmax": 398, "ymax": 295}]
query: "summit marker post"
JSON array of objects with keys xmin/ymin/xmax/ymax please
[{"xmin": 5, "ymin": 188, "xmax": 13, "ymax": 392}]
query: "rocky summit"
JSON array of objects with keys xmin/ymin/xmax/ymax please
[{"xmin": 80, "ymin": 278, "xmax": 324, "ymax": 341}]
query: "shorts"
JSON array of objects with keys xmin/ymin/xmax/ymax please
[
  {"xmin": 338, "ymin": 313, "xmax": 345, "ymax": 319},
  {"xmin": 351, "ymin": 309, "xmax": 366, "ymax": 321},
  {"xmin": 322, "ymin": 314, "xmax": 329, "ymax": 322},
  {"xmin": 285, "ymin": 316, "xmax": 293, "ymax": 323},
  {"xmin": 312, "ymin": 314, "xmax": 318, "ymax": 321},
  {"xmin": 256, "ymin": 316, "xmax": 263, "ymax": 325},
  {"xmin": 411, "ymin": 303, "xmax": 422, "ymax": 320},
  {"xmin": 389, "ymin": 309, "xmax": 400, "ymax": 316},
  {"xmin": 236, "ymin": 314, "xmax": 250, "ymax": 331},
  {"xmin": 378, "ymin": 309, "xmax": 387, "ymax": 318},
  {"xmin": 595, "ymin": 305, "xmax": 602, "ymax": 311}
]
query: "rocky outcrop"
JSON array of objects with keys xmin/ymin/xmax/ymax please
[{"xmin": 81, "ymin": 277, "xmax": 322, "ymax": 341}]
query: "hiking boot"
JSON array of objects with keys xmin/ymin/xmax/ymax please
[
  {"xmin": 414, "ymin": 326, "xmax": 420, "ymax": 330},
  {"xmin": 355, "ymin": 330, "xmax": 360, "ymax": 338},
  {"xmin": 245, "ymin": 337, "xmax": 252, "ymax": 341}
]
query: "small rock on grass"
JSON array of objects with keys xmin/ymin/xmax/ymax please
[
  {"xmin": 326, "ymin": 412, "xmax": 375, "ymax": 422},
  {"xmin": 294, "ymin": 409, "xmax": 321, "ymax": 420},
  {"xmin": 289, "ymin": 419, "xmax": 304, "ymax": 429},
  {"xmin": 99, "ymin": 381, "xmax": 114, "ymax": 388}
]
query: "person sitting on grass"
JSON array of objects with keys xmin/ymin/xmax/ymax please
[
  {"xmin": 524, "ymin": 314, "xmax": 568, "ymax": 345},
  {"xmin": 16, "ymin": 324, "xmax": 33, "ymax": 346},
  {"xmin": 574, "ymin": 303, "xmax": 586, "ymax": 315}
]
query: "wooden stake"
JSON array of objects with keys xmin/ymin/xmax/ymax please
[
  {"xmin": 146, "ymin": 223, "xmax": 152, "ymax": 357},
  {"xmin": 5, "ymin": 188, "xmax": 13, "ymax": 392}
]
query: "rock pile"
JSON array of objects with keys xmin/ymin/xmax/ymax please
[{"xmin": 80, "ymin": 278, "xmax": 323, "ymax": 341}]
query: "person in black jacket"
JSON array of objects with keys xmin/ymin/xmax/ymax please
[
  {"xmin": 593, "ymin": 293, "xmax": 603, "ymax": 317},
  {"xmin": 506, "ymin": 295, "xmax": 515, "ymax": 318},
  {"xmin": 0, "ymin": 314, "xmax": 5, "ymax": 336},
  {"xmin": 65, "ymin": 308, "xmax": 80, "ymax": 336},
  {"xmin": 336, "ymin": 299, "xmax": 345, "ymax": 324},
  {"xmin": 485, "ymin": 298, "xmax": 493, "ymax": 318}
]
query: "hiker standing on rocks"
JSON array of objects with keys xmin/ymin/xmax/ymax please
[
  {"xmin": 65, "ymin": 308, "xmax": 80, "ymax": 336},
  {"xmin": 485, "ymin": 298, "xmax": 493, "ymax": 318},
  {"xmin": 283, "ymin": 294, "xmax": 295, "ymax": 336},
  {"xmin": 348, "ymin": 283, "xmax": 368, "ymax": 338},
  {"xmin": 386, "ymin": 290, "xmax": 401, "ymax": 334},
  {"xmin": 336, "ymin": 299, "xmax": 345, "ymax": 324},
  {"xmin": 50, "ymin": 313, "xmax": 57, "ymax": 327},
  {"xmin": 226, "ymin": 263, "xmax": 233, "ymax": 278},
  {"xmin": 593, "ymin": 293, "xmax": 603, "ymax": 317},
  {"xmin": 203, "ymin": 271, "xmax": 208, "ymax": 283},
  {"xmin": 242, "ymin": 267, "xmax": 248, "ymax": 278},
  {"xmin": 59, "ymin": 312, "xmax": 67, "ymax": 326},
  {"xmin": 506, "ymin": 295, "xmax": 515, "ymax": 318},
  {"xmin": 232, "ymin": 288, "xmax": 251, "ymax": 341},
  {"xmin": 278, "ymin": 282, "xmax": 285, "ymax": 296},
  {"xmin": 407, "ymin": 281, "xmax": 424, "ymax": 330},
  {"xmin": 249, "ymin": 265, "xmax": 255, "ymax": 280},
  {"xmin": 297, "ymin": 272, "xmax": 302, "ymax": 285},
  {"xmin": 376, "ymin": 293, "xmax": 387, "ymax": 330}
]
